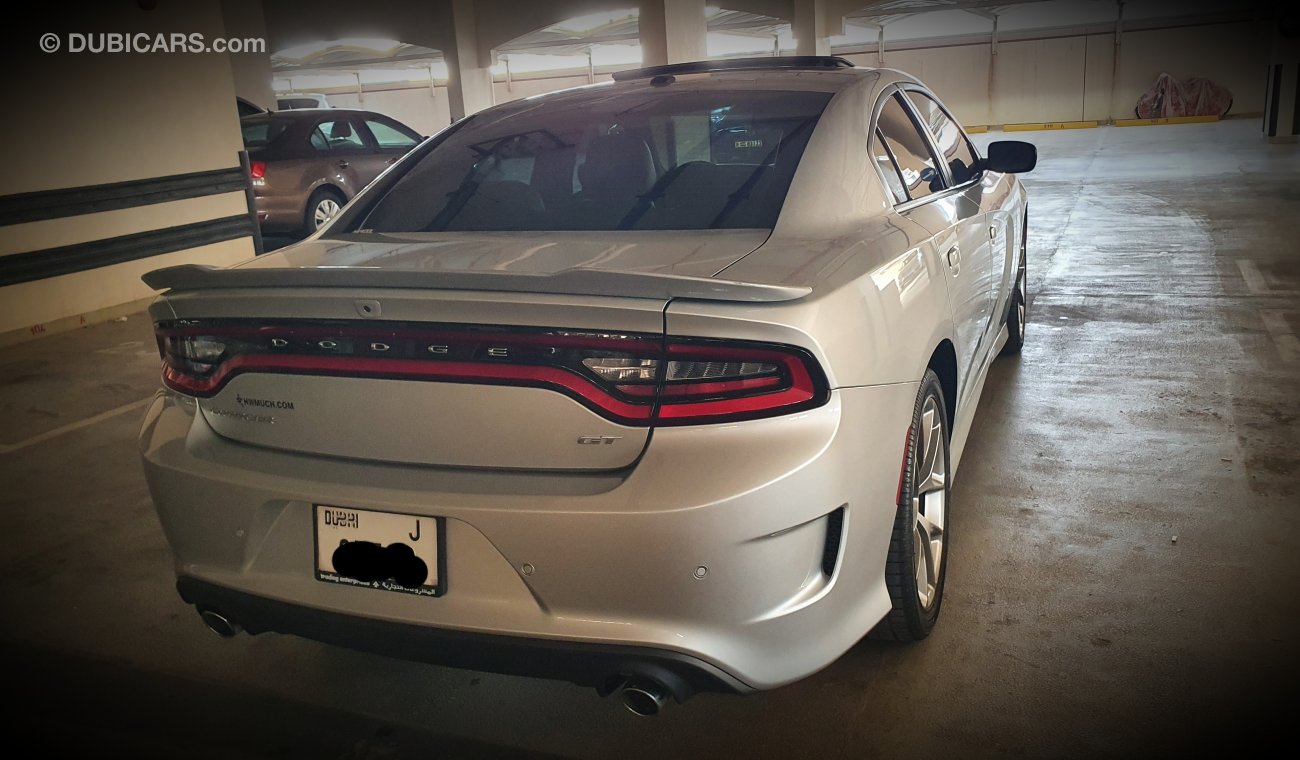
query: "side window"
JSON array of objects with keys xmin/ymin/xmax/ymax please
[
  {"xmin": 309, "ymin": 127, "xmax": 329, "ymax": 151},
  {"xmin": 494, "ymin": 156, "xmax": 535, "ymax": 184},
  {"xmin": 365, "ymin": 118, "xmax": 419, "ymax": 149},
  {"xmin": 905, "ymin": 91, "xmax": 981, "ymax": 185},
  {"xmin": 316, "ymin": 119, "xmax": 365, "ymax": 151},
  {"xmin": 875, "ymin": 94, "xmax": 946, "ymax": 201},
  {"xmin": 873, "ymin": 128, "xmax": 908, "ymax": 204}
]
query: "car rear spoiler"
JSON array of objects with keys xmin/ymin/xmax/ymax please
[{"xmin": 142, "ymin": 264, "xmax": 811, "ymax": 303}]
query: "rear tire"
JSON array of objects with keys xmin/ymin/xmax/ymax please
[
  {"xmin": 1000, "ymin": 249, "xmax": 1027, "ymax": 356},
  {"xmin": 872, "ymin": 369, "xmax": 951, "ymax": 642},
  {"xmin": 302, "ymin": 187, "xmax": 344, "ymax": 235}
]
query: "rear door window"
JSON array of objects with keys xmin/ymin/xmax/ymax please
[
  {"xmin": 363, "ymin": 118, "xmax": 420, "ymax": 149},
  {"xmin": 905, "ymin": 91, "xmax": 981, "ymax": 186},
  {"xmin": 315, "ymin": 118, "xmax": 366, "ymax": 151},
  {"xmin": 875, "ymin": 93, "xmax": 947, "ymax": 202}
]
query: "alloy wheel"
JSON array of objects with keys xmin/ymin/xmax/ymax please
[
  {"xmin": 913, "ymin": 395, "xmax": 948, "ymax": 610},
  {"xmin": 1016, "ymin": 266, "xmax": 1027, "ymax": 337}
]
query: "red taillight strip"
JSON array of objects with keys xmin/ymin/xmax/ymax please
[
  {"xmin": 653, "ymin": 340, "xmax": 819, "ymax": 423},
  {"xmin": 157, "ymin": 321, "xmax": 831, "ymax": 427},
  {"xmin": 163, "ymin": 354, "xmax": 653, "ymax": 424},
  {"xmin": 618, "ymin": 375, "xmax": 784, "ymax": 398}
]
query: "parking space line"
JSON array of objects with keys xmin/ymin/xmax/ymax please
[
  {"xmin": 0, "ymin": 397, "xmax": 152, "ymax": 455},
  {"xmin": 1237, "ymin": 259, "xmax": 1271, "ymax": 294},
  {"xmin": 1260, "ymin": 310, "xmax": 1300, "ymax": 363},
  {"xmin": 1236, "ymin": 259, "xmax": 1298, "ymax": 296}
]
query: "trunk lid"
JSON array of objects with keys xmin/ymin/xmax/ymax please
[
  {"xmin": 148, "ymin": 231, "xmax": 810, "ymax": 471},
  {"xmin": 155, "ymin": 288, "xmax": 667, "ymax": 471},
  {"xmin": 239, "ymin": 229, "xmax": 769, "ymax": 280}
]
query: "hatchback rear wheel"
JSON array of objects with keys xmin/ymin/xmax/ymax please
[{"xmin": 304, "ymin": 188, "xmax": 344, "ymax": 234}]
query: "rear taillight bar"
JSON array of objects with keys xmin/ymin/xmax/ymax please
[{"xmin": 155, "ymin": 319, "xmax": 829, "ymax": 426}]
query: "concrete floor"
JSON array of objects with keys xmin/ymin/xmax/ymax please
[{"xmin": 1, "ymin": 119, "xmax": 1297, "ymax": 758}]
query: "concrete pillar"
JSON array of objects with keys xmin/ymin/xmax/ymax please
[
  {"xmin": 445, "ymin": 0, "xmax": 493, "ymax": 122},
  {"xmin": 793, "ymin": 0, "xmax": 830, "ymax": 57},
  {"xmin": 638, "ymin": 0, "xmax": 706, "ymax": 67},
  {"xmin": 1263, "ymin": 10, "xmax": 1300, "ymax": 143},
  {"xmin": 220, "ymin": 0, "xmax": 274, "ymax": 110}
]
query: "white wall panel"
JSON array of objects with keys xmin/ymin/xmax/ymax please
[{"xmin": 993, "ymin": 36, "xmax": 1089, "ymax": 124}]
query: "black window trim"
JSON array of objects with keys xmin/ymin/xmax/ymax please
[
  {"xmin": 869, "ymin": 82, "xmax": 983, "ymax": 215},
  {"xmin": 873, "ymin": 126, "xmax": 909, "ymax": 205},
  {"xmin": 899, "ymin": 85, "xmax": 984, "ymax": 189}
]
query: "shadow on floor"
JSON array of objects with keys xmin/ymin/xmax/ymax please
[{"xmin": 2, "ymin": 640, "xmax": 571, "ymax": 760}]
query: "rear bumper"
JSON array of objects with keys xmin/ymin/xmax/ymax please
[
  {"xmin": 177, "ymin": 576, "xmax": 748, "ymax": 699},
  {"xmin": 140, "ymin": 381, "xmax": 917, "ymax": 690},
  {"xmin": 251, "ymin": 191, "xmax": 304, "ymax": 233}
]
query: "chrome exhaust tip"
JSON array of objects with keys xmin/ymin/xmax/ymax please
[
  {"xmin": 197, "ymin": 608, "xmax": 241, "ymax": 638},
  {"xmin": 620, "ymin": 680, "xmax": 669, "ymax": 717}
]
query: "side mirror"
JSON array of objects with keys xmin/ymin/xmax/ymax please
[{"xmin": 984, "ymin": 140, "xmax": 1037, "ymax": 173}]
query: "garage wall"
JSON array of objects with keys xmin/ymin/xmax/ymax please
[
  {"xmin": 840, "ymin": 17, "xmax": 1267, "ymax": 127},
  {"xmin": 294, "ymin": 16, "xmax": 1269, "ymax": 137},
  {"xmin": 992, "ymin": 36, "xmax": 1092, "ymax": 124},
  {"xmin": 0, "ymin": 0, "xmax": 258, "ymax": 341},
  {"xmin": 321, "ymin": 73, "xmax": 614, "ymax": 136},
  {"xmin": 847, "ymin": 44, "xmax": 994, "ymax": 126},
  {"xmin": 494, "ymin": 73, "xmax": 608, "ymax": 103},
  {"xmin": 1115, "ymin": 21, "xmax": 1269, "ymax": 117},
  {"xmin": 328, "ymin": 87, "xmax": 453, "ymax": 137}
]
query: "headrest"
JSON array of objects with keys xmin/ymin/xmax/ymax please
[{"xmin": 578, "ymin": 134, "xmax": 655, "ymax": 197}]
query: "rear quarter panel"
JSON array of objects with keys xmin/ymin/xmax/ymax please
[{"xmin": 695, "ymin": 73, "xmax": 958, "ymax": 390}]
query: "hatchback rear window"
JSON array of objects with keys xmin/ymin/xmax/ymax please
[
  {"xmin": 360, "ymin": 89, "xmax": 833, "ymax": 232},
  {"xmin": 240, "ymin": 119, "xmax": 289, "ymax": 148},
  {"xmin": 278, "ymin": 98, "xmax": 323, "ymax": 109}
]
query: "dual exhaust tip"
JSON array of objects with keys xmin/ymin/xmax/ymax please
[
  {"xmin": 618, "ymin": 679, "xmax": 670, "ymax": 717},
  {"xmin": 195, "ymin": 609, "xmax": 676, "ymax": 716},
  {"xmin": 197, "ymin": 608, "xmax": 241, "ymax": 638}
]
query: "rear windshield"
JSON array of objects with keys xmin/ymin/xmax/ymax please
[
  {"xmin": 278, "ymin": 98, "xmax": 322, "ymax": 109},
  {"xmin": 360, "ymin": 89, "xmax": 833, "ymax": 232},
  {"xmin": 240, "ymin": 118, "xmax": 289, "ymax": 148}
]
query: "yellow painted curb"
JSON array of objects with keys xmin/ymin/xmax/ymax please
[
  {"xmin": 964, "ymin": 125, "xmax": 989, "ymax": 134},
  {"xmin": 1114, "ymin": 115, "xmax": 1221, "ymax": 127},
  {"xmin": 1003, "ymin": 121, "xmax": 1098, "ymax": 132}
]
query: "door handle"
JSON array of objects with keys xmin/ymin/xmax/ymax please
[
  {"xmin": 946, "ymin": 245, "xmax": 961, "ymax": 273},
  {"xmin": 336, "ymin": 160, "xmax": 350, "ymax": 169}
]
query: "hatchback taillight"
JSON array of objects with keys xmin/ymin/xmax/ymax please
[{"xmin": 155, "ymin": 320, "xmax": 829, "ymax": 426}]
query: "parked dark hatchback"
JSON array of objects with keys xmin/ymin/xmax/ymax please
[{"xmin": 241, "ymin": 109, "xmax": 423, "ymax": 234}]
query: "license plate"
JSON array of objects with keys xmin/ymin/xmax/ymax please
[{"xmin": 314, "ymin": 505, "xmax": 443, "ymax": 596}]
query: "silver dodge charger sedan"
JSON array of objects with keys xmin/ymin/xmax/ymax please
[{"xmin": 139, "ymin": 56, "xmax": 1034, "ymax": 715}]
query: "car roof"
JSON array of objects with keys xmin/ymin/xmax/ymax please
[
  {"xmin": 240, "ymin": 108, "xmax": 380, "ymax": 123},
  {"xmin": 482, "ymin": 64, "xmax": 881, "ymax": 121}
]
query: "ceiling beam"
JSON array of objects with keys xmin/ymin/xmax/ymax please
[{"xmin": 846, "ymin": 0, "xmax": 1050, "ymax": 21}]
